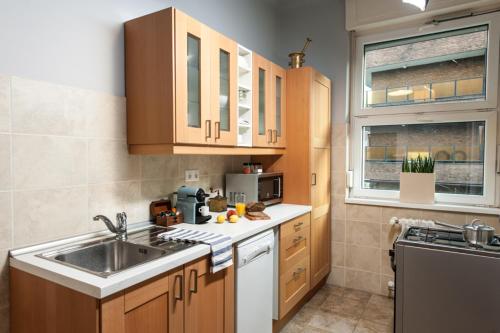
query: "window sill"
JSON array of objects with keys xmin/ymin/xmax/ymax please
[{"xmin": 345, "ymin": 197, "xmax": 500, "ymax": 215}]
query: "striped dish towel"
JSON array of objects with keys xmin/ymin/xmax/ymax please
[{"xmin": 158, "ymin": 228, "xmax": 233, "ymax": 273}]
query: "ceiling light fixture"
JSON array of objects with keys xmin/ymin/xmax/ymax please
[{"xmin": 403, "ymin": 0, "xmax": 429, "ymax": 11}]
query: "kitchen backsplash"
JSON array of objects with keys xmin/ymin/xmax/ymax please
[{"xmin": 0, "ymin": 74, "xmax": 248, "ymax": 330}]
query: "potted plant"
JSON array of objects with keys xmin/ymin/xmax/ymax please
[{"xmin": 399, "ymin": 155, "xmax": 436, "ymax": 204}]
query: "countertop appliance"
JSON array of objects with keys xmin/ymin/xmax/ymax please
[
  {"xmin": 393, "ymin": 226, "xmax": 500, "ymax": 333},
  {"xmin": 236, "ymin": 229, "xmax": 275, "ymax": 333},
  {"xmin": 226, "ymin": 172, "xmax": 283, "ymax": 206},
  {"xmin": 176, "ymin": 186, "xmax": 211, "ymax": 224}
]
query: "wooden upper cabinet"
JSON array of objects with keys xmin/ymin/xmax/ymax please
[
  {"xmin": 175, "ymin": 10, "xmax": 212, "ymax": 145},
  {"xmin": 312, "ymin": 73, "xmax": 331, "ymax": 148},
  {"xmin": 252, "ymin": 54, "xmax": 287, "ymax": 148},
  {"xmin": 272, "ymin": 64, "xmax": 286, "ymax": 148},
  {"xmin": 210, "ymin": 30, "xmax": 238, "ymax": 146},
  {"xmin": 252, "ymin": 53, "xmax": 273, "ymax": 147}
]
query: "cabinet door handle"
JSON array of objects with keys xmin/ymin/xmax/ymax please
[
  {"xmin": 312, "ymin": 173, "xmax": 317, "ymax": 186},
  {"xmin": 267, "ymin": 129, "xmax": 273, "ymax": 143},
  {"xmin": 293, "ymin": 267, "xmax": 305, "ymax": 280},
  {"xmin": 215, "ymin": 121, "xmax": 221, "ymax": 140},
  {"xmin": 189, "ymin": 269, "xmax": 198, "ymax": 294},
  {"xmin": 174, "ymin": 274, "xmax": 183, "ymax": 300},
  {"xmin": 293, "ymin": 236, "xmax": 304, "ymax": 245},
  {"xmin": 206, "ymin": 120, "xmax": 212, "ymax": 140},
  {"xmin": 294, "ymin": 222, "xmax": 304, "ymax": 229},
  {"xmin": 273, "ymin": 129, "xmax": 278, "ymax": 143}
]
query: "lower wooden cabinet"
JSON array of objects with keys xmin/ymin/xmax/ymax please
[
  {"xmin": 101, "ymin": 256, "xmax": 234, "ymax": 333},
  {"xmin": 10, "ymin": 255, "xmax": 233, "ymax": 333}
]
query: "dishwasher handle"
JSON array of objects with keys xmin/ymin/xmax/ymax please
[{"xmin": 242, "ymin": 245, "xmax": 271, "ymax": 265}]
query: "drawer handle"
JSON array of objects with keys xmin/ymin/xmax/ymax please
[
  {"xmin": 293, "ymin": 236, "xmax": 304, "ymax": 245},
  {"xmin": 189, "ymin": 269, "xmax": 198, "ymax": 294},
  {"xmin": 215, "ymin": 121, "xmax": 221, "ymax": 140},
  {"xmin": 267, "ymin": 129, "xmax": 273, "ymax": 143},
  {"xmin": 293, "ymin": 222, "xmax": 303, "ymax": 229},
  {"xmin": 293, "ymin": 267, "xmax": 305, "ymax": 280},
  {"xmin": 174, "ymin": 274, "xmax": 183, "ymax": 300},
  {"xmin": 273, "ymin": 129, "xmax": 278, "ymax": 143},
  {"xmin": 206, "ymin": 120, "xmax": 212, "ymax": 140}
]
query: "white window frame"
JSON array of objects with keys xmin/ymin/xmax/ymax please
[
  {"xmin": 352, "ymin": 12, "xmax": 500, "ymax": 117},
  {"xmin": 351, "ymin": 110, "xmax": 497, "ymax": 206}
]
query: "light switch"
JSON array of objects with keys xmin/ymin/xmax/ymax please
[{"xmin": 185, "ymin": 169, "xmax": 200, "ymax": 182}]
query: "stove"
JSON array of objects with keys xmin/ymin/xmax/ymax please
[{"xmin": 392, "ymin": 226, "xmax": 500, "ymax": 333}]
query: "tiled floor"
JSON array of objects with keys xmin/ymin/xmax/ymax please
[{"xmin": 282, "ymin": 285, "xmax": 394, "ymax": 333}]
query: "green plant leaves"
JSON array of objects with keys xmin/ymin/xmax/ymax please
[{"xmin": 401, "ymin": 155, "xmax": 434, "ymax": 173}]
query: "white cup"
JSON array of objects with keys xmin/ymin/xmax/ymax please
[{"xmin": 198, "ymin": 206, "xmax": 209, "ymax": 216}]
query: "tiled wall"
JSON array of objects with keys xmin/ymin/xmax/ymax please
[
  {"xmin": 0, "ymin": 74, "xmax": 247, "ymax": 332},
  {"xmin": 328, "ymin": 122, "xmax": 500, "ymax": 296}
]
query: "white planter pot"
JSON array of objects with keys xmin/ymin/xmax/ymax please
[{"xmin": 399, "ymin": 172, "xmax": 435, "ymax": 204}]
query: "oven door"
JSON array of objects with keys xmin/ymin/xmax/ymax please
[{"xmin": 257, "ymin": 173, "xmax": 283, "ymax": 205}]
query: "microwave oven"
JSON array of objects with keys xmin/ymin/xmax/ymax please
[{"xmin": 225, "ymin": 172, "xmax": 283, "ymax": 206}]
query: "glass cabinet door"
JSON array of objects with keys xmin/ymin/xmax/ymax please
[
  {"xmin": 253, "ymin": 53, "xmax": 273, "ymax": 147},
  {"xmin": 175, "ymin": 10, "xmax": 211, "ymax": 144},
  {"xmin": 272, "ymin": 64, "xmax": 286, "ymax": 148},
  {"xmin": 210, "ymin": 31, "xmax": 237, "ymax": 145}
]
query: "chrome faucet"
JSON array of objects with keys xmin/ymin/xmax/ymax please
[{"xmin": 93, "ymin": 212, "xmax": 128, "ymax": 240}]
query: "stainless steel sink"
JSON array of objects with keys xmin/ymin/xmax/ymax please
[{"xmin": 38, "ymin": 226, "xmax": 196, "ymax": 277}]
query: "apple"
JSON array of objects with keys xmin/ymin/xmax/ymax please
[{"xmin": 227, "ymin": 210, "xmax": 237, "ymax": 219}]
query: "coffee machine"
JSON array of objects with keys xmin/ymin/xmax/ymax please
[{"xmin": 176, "ymin": 186, "xmax": 211, "ymax": 224}]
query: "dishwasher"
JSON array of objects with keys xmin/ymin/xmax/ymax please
[{"xmin": 236, "ymin": 229, "xmax": 275, "ymax": 333}]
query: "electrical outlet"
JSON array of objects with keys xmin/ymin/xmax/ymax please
[{"xmin": 185, "ymin": 169, "xmax": 200, "ymax": 182}]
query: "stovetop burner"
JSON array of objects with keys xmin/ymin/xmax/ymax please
[{"xmin": 403, "ymin": 226, "xmax": 500, "ymax": 252}]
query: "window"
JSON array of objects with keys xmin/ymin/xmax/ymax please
[
  {"xmin": 350, "ymin": 13, "xmax": 500, "ymax": 207},
  {"xmin": 364, "ymin": 26, "xmax": 488, "ymax": 108}
]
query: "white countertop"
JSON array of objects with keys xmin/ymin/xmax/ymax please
[{"xmin": 10, "ymin": 204, "xmax": 311, "ymax": 299}]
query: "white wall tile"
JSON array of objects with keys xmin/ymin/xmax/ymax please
[
  {"xmin": 88, "ymin": 139, "xmax": 140, "ymax": 183},
  {"xmin": 11, "ymin": 77, "xmax": 87, "ymax": 136},
  {"xmin": 86, "ymin": 93, "xmax": 126, "ymax": 139},
  {"xmin": 141, "ymin": 155, "xmax": 179, "ymax": 180},
  {"xmin": 0, "ymin": 193, "xmax": 12, "ymax": 250},
  {"xmin": 0, "ymin": 75, "xmax": 10, "ymax": 133},
  {"xmin": 13, "ymin": 187, "xmax": 88, "ymax": 247},
  {"xmin": 0, "ymin": 135, "xmax": 11, "ymax": 190},
  {"xmin": 12, "ymin": 135, "xmax": 87, "ymax": 189}
]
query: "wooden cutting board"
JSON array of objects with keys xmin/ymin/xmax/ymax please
[{"xmin": 245, "ymin": 211, "xmax": 271, "ymax": 220}]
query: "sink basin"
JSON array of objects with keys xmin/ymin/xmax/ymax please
[
  {"xmin": 37, "ymin": 226, "xmax": 197, "ymax": 278},
  {"xmin": 42, "ymin": 240, "xmax": 166, "ymax": 277}
]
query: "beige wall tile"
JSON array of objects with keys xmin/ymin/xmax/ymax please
[
  {"xmin": 86, "ymin": 93, "xmax": 126, "ymax": 140},
  {"xmin": 332, "ymin": 196, "xmax": 346, "ymax": 220},
  {"xmin": 345, "ymin": 268, "xmax": 380, "ymax": 295},
  {"xmin": 11, "ymin": 77, "xmax": 87, "ymax": 136},
  {"xmin": 141, "ymin": 155, "xmax": 180, "ymax": 180},
  {"xmin": 88, "ymin": 181, "xmax": 145, "ymax": 230},
  {"xmin": 140, "ymin": 180, "xmax": 176, "ymax": 203},
  {"xmin": 88, "ymin": 139, "xmax": 140, "ymax": 183},
  {"xmin": 0, "ymin": 135, "xmax": 10, "ymax": 190},
  {"xmin": 332, "ymin": 147, "xmax": 346, "ymax": 172},
  {"xmin": 381, "ymin": 207, "xmax": 422, "ymax": 224},
  {"xmin": 0, "ymin": 75, "xmax": 10, "ymax": 133},
  {"xmin": 13, "ymin": 187, "xmax": 88, "ymax": 247},
  {"xmin": 347, "ymin": 204, "xmax": 382, "ymax": 223},
  {"xmin": 12, "ymin": 135, "xmax": 87, "ymax": 190},
  {"xmin": 231, "ymin": 156, "xmax": 250, "ymax": 172},
  {"xmin": 421, "ymin": 210, "xmax": 467, "ymax": 226},
  {"xmin": 327, "ymin": 266, "xmax": 345, "ymax": 287},
  {"xmin": 0, "ymin": 305, "xmax": 8, "ymax": 333},
  {"xmin": 346, "ymin": 245, "xmax": 380, "ymax": 273},
  {"xmin": 332, "ymin": 171, "xmax": 346, "ymax": 197},
  {"xmin": 381, "ymin": 251, "xmax": 393, "ymax": 276},
  {"xmin": 332, "ymin": 219, "xmax": 346, "ymax": 242},
  {"xmin": 179, "ymin": 155, "xmax": 232, "ymax": 177},
  {"xmin": 332, "ymin": 123, "xmax": 346, "ymax": 148},
  {"xmin": 347, "ymin": 220, "xmax": 380, "ymax": 247},
  {"xmin": 332, "ymin": 242, "xmax": 345, "ymax": 267},
  {"xmin": 0, "ymin": 193, "xmax": 12, "ymax": 250},
  {"xmin": 465, "ymin": 214, "xmax": 500, "ymax": 229}
]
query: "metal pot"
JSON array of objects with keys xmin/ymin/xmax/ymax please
[{"xmin": 463, "ymin": 219, "xmax": 495, "ymax": 247}]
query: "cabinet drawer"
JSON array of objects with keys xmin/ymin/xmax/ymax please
[
  {"xmin": 281, "ymin": 213, "xmax": 311, "ymax": 238},
  {"xmin": 279, "ymin": 256, "xmax": 310, "ymax": 318},
  {"xmin": 280, "ymin": 226, "xmax": 310, "ymax": 272}
]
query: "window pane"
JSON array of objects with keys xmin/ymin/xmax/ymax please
[
  {"xmin": 364, "ymin": 25, "xmax": 488, "ymax": 108},
  {"xmin": 219, "ymin": 50, "xmax": 230, "ymax": 131},
  {"xmin": 362, "ymin": 121, "xmax": 485, "ymax": 195}
]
